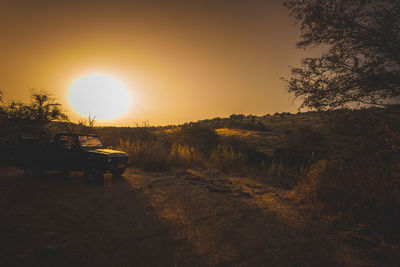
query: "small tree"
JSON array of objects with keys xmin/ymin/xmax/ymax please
[
  {"xmin": 77, "ymin": 114, "xmax": 96, "ymax": 134},
  {"xmin": 28, "ymin": 89, "xmax": 68, "ymax": 122},
  {"xmin": 5, "ymin": 89, "xmax": 68, "ymax": 125},
  {"xmin": 284, "ymin": 0, "xmax": 400, "ymax": 110}
]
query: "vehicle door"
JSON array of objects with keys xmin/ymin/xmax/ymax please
[{"xmin": 56, "ymin": 135, "xmax": 83, "ymax": 171}]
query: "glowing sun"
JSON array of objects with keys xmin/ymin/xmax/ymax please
[{"xmin": 68, "ymin": 74, "xmax": 131, "ymax": 121}]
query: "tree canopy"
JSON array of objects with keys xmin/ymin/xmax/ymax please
[
  {"xmin": 284, "ymin": 0, "xmax": 400, "ymax": 110},
  {"xmin": 4, "ymin": 89, "xmax": 68, "ymax": 125}
]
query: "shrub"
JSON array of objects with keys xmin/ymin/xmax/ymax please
[
  {"xmin": 116, "ymin": 136, "xmax": 206, "ymax": 171},
  {"xmin": 293, "ymin": 149, "xmax": 400, "ymax": 241},
  {"xmin": 209, "ymin": 145, "xmax": 248, "ymax": 173},
  {"xmin": 273, "ymin": 127, "xmax": 325, "ymax": 167},
  {"xmin": 117, "ymin": 139, "xmax": 170, "ymax": 171},
  {"xmin": 327, "ymin": 108, "xmax": 392, "ymax": 138},
  {"xmin": 116, "ymin": 135, "xmax": 251, "ymax": 174},
  {"xmin": 168, "ymin": 143, "xmax": 204, "ymax": 167},
  {"xmin": 257, "ymin": 161, "xmax": 298, "ymax": 188},
  {"xmin": 221, "ymin": 136, "xmax": 269, "ymax": 166},
  {"xmin": 225, "ymin": 119, "xmax": 269, "ymax": 131},
  {"xmin": 175, "ymin": 124, "xmax": 220, "ymax": 155}
]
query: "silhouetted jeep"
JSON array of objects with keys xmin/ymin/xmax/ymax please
[{"xmin": 15, "ymin": 133, "xmax": 129, "ymax": 183}]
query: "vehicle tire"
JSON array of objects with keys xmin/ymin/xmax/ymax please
[
  {"xmin": 85, "ymin": 167, "xmax": 104, "ymax": 183},
  {"xmin": 111, "ymin": 168, "xmax": 125, "ymax": 178},
  {"xmin": 24, "ymin": 162, "xmax": 42, "ymax": 178}
]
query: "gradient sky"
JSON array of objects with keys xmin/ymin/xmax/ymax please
[{"xmin": 0, "ymin": 0, "xmax": 308, "ymax": 126}]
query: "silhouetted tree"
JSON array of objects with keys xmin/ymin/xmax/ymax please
[
  {"xmin": 5, "ymin": 89, "xmax": 68, "ymax": 125},
  {"xmin": 284, "ymin": 0, "xmax": 400, "ymax": 110},
  {"xmin": 78, "ymin": 114, "xmax": 96, "ymax": 134}
]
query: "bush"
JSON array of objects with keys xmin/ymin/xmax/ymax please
[
  {"xmin": 327, "ymin": 108, "xmax": 391, "ymax": 138},
  {"xmin": 209, "ymin": 145, "xmax": 248, "ymax": 173},
  {"xmin": 100, "ymin": 126, "xmax": 157, "ymax": 147},
  {"xmin": 115, "ymin": 129, "xmax": 254, "ymax": 174},
  {"xmin": 118, "ymin": 139, "xmax": 170, "ymax": 171},
  {"xmin": 293, "ymin": 149, "xmax": 400, "ymax": 241},
  {"xmin": 221, "ymin": 136, "xmax": 269, "ymax": 166},
  {"xmin": 168, "ymin": 143, "xmax": 204, "ymax": 168},
  {"xmin": 175, "ymin": 124, "xmax": 220, "ymax": 155},
  {"xmin": 256, "ymin": 161, "xmax": 299, "ymax": 188},
  {"xmin": 225, "ymin": 120, "xmax": 269, "ymax": 131},
  {"xmin": 273, "ymin": 127, "xmax": 325, "ymax": 167}
]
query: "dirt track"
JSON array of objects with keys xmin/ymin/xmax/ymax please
[{"xmin": 0, "ymin": 166, "xmax": 393, "ymax": 266}]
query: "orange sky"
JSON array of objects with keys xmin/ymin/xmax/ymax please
[{"xmin": 0, "ymin": 0, "xmax": 308, "ymax": 126}]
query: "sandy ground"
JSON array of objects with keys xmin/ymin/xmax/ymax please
[{"xmin": 0, "ymin": 165, "xmax": 396, "ymax": 266}]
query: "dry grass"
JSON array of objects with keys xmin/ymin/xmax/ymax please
[
  {"xmin": 117, "ymin": 139, "xmax": 172, "ymax": 171},
  {"xmin": 114, "ymin": 137, "xmax": 248, "ymax": 174},
  {"xmin": 291, "ymin": 122, "xmax": 400, "ymax": 242},
  {"xmin": 209, "ymin": 145, "xmax": 248, "ymax": 173},
  {"xmin": 99, "ymin": 107, "xmax": 400, "ymax": 244}
]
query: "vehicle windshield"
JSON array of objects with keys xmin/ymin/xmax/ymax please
[{"xmin": 78, "ymin": 135, "xmax": 103, "ymax": 149}]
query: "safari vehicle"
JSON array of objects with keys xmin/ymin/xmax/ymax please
[{"xmin": 15, "ymin": 133, "xmax": 129, "ymax": 183}]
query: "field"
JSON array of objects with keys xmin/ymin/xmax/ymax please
[{"xmin": 1, "ymin": 107, "xmax": 400, "ymax": 266}]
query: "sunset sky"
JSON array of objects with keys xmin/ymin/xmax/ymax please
[{"xmin": 0, "ymin": 0, "xmax": 308, "ymax": 126}]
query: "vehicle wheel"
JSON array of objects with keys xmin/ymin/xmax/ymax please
[
  {"xmin": 85, "ymin": 167, "xmax": 104, "ymax": 183},
  {"xmin": 24, "ymin": 162, "xmax": 42, "ymax": 178},
  {"xmin": 111, "ymin": 168, "xmax": 125, "ymax": 178}
]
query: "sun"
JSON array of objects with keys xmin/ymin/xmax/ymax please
[{"xmin": 68, "ymin": 73, "xmax": 131, "ymax": 121}]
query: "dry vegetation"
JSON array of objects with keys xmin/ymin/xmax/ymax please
[
  {"xmin": 2, "ymin": 106, "xmax": 400, "ymax": 263},
  {"xmin": 91, "ymin": 106, "xmax": 400, "ymax": 247}
]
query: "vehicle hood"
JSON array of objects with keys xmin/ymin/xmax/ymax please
[{"xmin": 87, "ymin": 148, "xmax": 128, "ymax": 157}]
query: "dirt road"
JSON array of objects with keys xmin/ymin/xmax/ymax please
[{"xmin": 0, "ymin": 166, "xmax": 393, "ymax": 266}]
